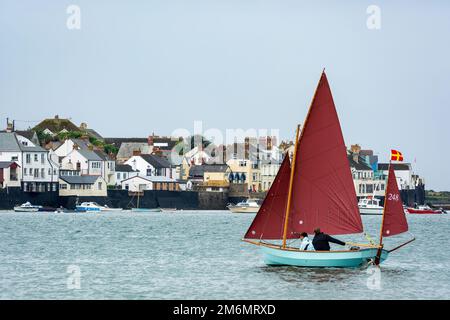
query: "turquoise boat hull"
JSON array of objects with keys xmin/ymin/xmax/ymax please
[{"xmin": 260, "ymin": 246, "xmax": 388, "ymax": 268}]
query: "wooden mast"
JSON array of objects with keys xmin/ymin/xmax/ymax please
[
  {"xmin": 375, "ymin": 161, "xmax": 390, "ymax": 264},
  {"xmin": 281, "ymin": 124, "xmax": 300, "ymax": 248}
]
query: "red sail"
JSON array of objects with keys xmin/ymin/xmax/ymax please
[
  {"xmin": 244, "ymin": 155, "xmax": 291, "ymax": 239},
  {"xmin": 287, "ymin": 71, "xmax": 363, "ymax": 236},
  {"xmin": 382, "ymin": 164, "xmax": 409, "ymax": 237}
]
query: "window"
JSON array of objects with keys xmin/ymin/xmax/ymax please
[
  {"xmin": 34, "ymin": 154, "xmax": 38, "ymax": 162},
  {"xmin": 34, "ymin": 168, "xmax": 39, "ymax": 178},
  {"xmin": 29, "ymin": 168, "xmax": 33, "ymax": 175},
  {"xmin": 11, "ymin": 155, "xmax": 18, "ymax": 162},
  {"xmin": 52, "ymin": 184, "xmax": 57, "ymax": 191},
  {"xmin": 117, "ymin": 173, "xmax": 120, "ymax": 179},
  {"xmin": 146, "ymin": 169, "xmax": 152, "ymax": 176},
  {"xmin": 98, "ymin": 182, "xmax": 102, "ymax": 189},
  {"xmin": 48, "ymin": 168, "xmax": 51, "ymax": 176},
  {"xmin": 26, "ymin": 154, "xmax": 31, "ymax": 164},
  {"xmin": 41, "ymin": 168, "xmax": 45, "ymax": 178},
  {"xmin": 41, "ymin": 153, "xmax": 45, "ymax": 164},
  {"xmin": 123, "ymin": 173, "xmax": 127, "ymax": 179}
]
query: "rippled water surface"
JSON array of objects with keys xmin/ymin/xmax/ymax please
[{"xmin": 0, "ymin": 210, "xmax": 449, "ymax": 299}]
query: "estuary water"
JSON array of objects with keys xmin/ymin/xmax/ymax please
[{"xmin": 0, "ymin": 210, "xmax": 449, "ymax": 300}]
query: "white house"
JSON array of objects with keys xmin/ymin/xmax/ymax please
[
  {"xmin": 115, "ymin": 164, "xmax": 139, "ymax": 186},
  {"xmin": 61, "ymin": 148, "xmax": 115, "ymax": 185},
  {"xmin": 125, "ymin": 154, "xmax": 178, "ymax": 179},
  {"xmin": 0, "ymin": 161, "xmax": 21, "ymax": 188},
  {"xmin": 54, "ymin": 138, "xmax": 91, "ymax": 158},
  {"xmin": 260, "ymin": 158, "xmax": 282, "ymax": 192},
  {"xmin": 59, "ymin": 175, "xmax": 107, "ymax": 196},
  {"xmin": 121, "ymin": 175, "xmax": 179, "ymax": 191},
  {"xmin": 0, "ymin": 132, "xmax": 59, "ymax": 192},
  {"xmin": 377, "ymin": 163, "xmax": 414, "ymax": 190}
]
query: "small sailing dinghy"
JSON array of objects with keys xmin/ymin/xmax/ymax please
[{"xmin": 242, "ymin": 71, "xmax": 414, "ymax": 268}]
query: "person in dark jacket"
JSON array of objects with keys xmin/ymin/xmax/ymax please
[{"xmin": 312, "ymin": 228, "xmax": 346, "ymax": 251}]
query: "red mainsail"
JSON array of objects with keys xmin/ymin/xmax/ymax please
[
  {"xmin": 287, "ymin": 71, "xmax": 363, "ymax": 236},
  {"xmin": 381, "ymin": 164, "xmax": 409, "ymax": 237},
  {"xmin": 244, "ymin": 155, "xmax": 291, "ymax": 239}
]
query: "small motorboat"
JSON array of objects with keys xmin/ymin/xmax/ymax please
[
  {"xmin": 14, "ymin": 202, "xmax": 42, "ymax": 212},
  {"xmin": 228, "ymin": 199, "xmax": 260, "ymax": 213},
  {"xmin": 358, "ymin": 197, "xmax": 383, "ymax": 215},
  {"xmin": 75, "ymin": 202, "xmax": 122, "ymax": 212},
  {"xmin": 406, "ymin": 205, "xmax": 444, "ymax": 214}
]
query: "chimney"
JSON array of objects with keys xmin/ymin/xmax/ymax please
[
  {"xmin": 88, "ymin": 145, "xmax": 94, "ymax": 151},
  {"xmin": 73, "ymin": 143, "xmax": 79, "ymax": 150},
  {"xmin": 81, "ymin": 135, "xmax": 90, "ymax": 142},
  {"xmin": 351, "ymin": 144, "xmax": 361, "ymax": 163},
  {"xmin": 148, "ymin": 135, "xmax": 154, "ymax": 146},
  {"xmin": 80, "ymin": 122, "xmax": 88, "ymax": 130},
  {"xmin": 55, "ymin": 115, "xmax": 59, "ymax": 119},
  {"xmin": 133, "ymin": 149, "xmax": 141, "ymax": 156}
]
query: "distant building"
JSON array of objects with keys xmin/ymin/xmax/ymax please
[
  {"xmin": 115, "ymin": 164, "xmax": 139, "ymax": 186},
  {"xmin": 121, "ymin": 175, "xmax": 179, "ymax": 192},
  {"xmin": 0, "ymin": 161, "xmax": 21, "ymax": 188},
  {"xmin": 125, "ymin": 154, "xmax": 177, "ymax": 179},
  {"xmin": 0, "ymin": 132, "xmax": 59, "ymax": 192},
  {"xmin": 32, "ymin": 115, "xmax": 80, "ymax": 137},
  {"xmin": 59, "ymin": 175, "xmax": 107, "ymax": 196},
  {"xmin": 188, "ymin": 164, "xmax": 230, "ymax": 192}
]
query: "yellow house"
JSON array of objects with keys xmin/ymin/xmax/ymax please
[
  {"xmin": 226, "ymin": 158, "xmax": 261, "ymax": 192},
  {"xmin": 59, "ymin": 175, "xmax": 107, "ymax": 197},
  {"xmin": 188, "ymin": 164, "xmax": 231, "ymax": 190}
]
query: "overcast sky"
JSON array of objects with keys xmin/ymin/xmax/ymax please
[{"xmin": 1, "ymin": 0, "xmax": 449, "ymax": 190}]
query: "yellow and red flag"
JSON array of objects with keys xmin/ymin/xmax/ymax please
[{"xmin": 391, "ymin": 149, "xmax": 403, "ymax": 161}]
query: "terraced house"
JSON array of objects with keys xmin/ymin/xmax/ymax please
[{"xmin": 0, "ymin": 132, "xmax": 59, "ymax": 192}]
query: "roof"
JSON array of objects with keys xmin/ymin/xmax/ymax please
[
  {"xmin": 189, "ymin": 164, "xmax": 229, "ymax": 177},
  {"xmin": 115, "ymin": 164, "xmax": 137, "ymax": 172},
  {"xmin": 378, "ymin": 163, "xmax": 411, "ymax": 171},
  {"xmin": 85, "ymin": 128, "xmax": 103, "ymax": 141},
  {"xmin": 32, "ymin": 117, "xmax": 80, "ymax": 133},
  {"xmin": 103, "ymin": 137, "xmax": 148, "ymax": 147},
  {"xmin": 140, "ymin": 154, "xmax": 172, "ymax": 168},
  {"xmin": 93, "ymin": 149, "xmax": 112, "ymax": 161},
  {"xmin": 70, "ymin": 138, "xmax": 91, "ymax": 149},
  {"xmin": 77, "ymin": 149, "xmax": 103, "ymax": 161},
  {"xmin": 0, "ymin": 133, "xmax": 21, "ymax": 151},
  {"xmin": 121, "ymin": 175, "xmax": 176, "ymax": 183},
  {"xmin": 15, "ymin": 130, "xmax": 37, "ymax": 141},
  {"xmin": 60, "ymin": 175, "xmax": 101, "ymax": 184},
  {"xmin": 0, "ymin": 161, "xmax": 19, "ymax": 169},
  {"xmin": 116, "ymin": 142, "xmax": 151, "ymax": 159},
  {"xmin": 347, "ymin": 154, "xmax": 372, "ymax": 171}
]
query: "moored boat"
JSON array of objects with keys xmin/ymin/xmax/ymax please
[
  {"xmin": 406, "ymin": 205, "xmax": 444, "ymax": 214},
  {"xmin": 14, "ymin": 202, "xmax": 42, "ymax": 212},
  {"xmin": 75, "ymin": 202, "xmax": 122, "ymax": 212},
  {"xmin": 228, "ymin": 199, "xmax": 260, "ymax": 213},
  {"xmin": 358, "ymin": 197, "xmax": 383, "ymax": 215}
]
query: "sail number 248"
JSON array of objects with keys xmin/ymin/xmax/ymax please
[{"xmin": 388, "ymin": 193, "xmax": 400, "ymax": 201}]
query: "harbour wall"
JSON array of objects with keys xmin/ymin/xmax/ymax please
[{"xmin": 0, "ymin": 184, "xmax": 425, "ymax": 210}]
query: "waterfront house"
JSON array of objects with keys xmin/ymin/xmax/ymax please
[
  {"xmin": 378, "ymin": 163, "xmax": 415, "ymax": 190},
  {"xmin": 0, "ymin": 132, "xmax": 59, "ymax": 192},
  {"xmin": 61, "ymin": 147, "xmax": 115, "ymax": 185},
  {"xmin": 125, "ymin": 154, "xmax": 177, "ymax": 179},
  {"xmin": 260, "ymin": 158, "xmax": 282, "ymax": 192},
  {"xmin": 121, "ymin": 175, "xmax": 179, "ymax": 192},
  {"xmin": 188, "ymin": 164, "xmax": 230, "ymax": 192},
  {"xmin": 115, "ymin": 164, "xmax": 139, "ymax": 186},
  {"xmin": 0, "ymin": 161, "xmax": 21, "ymax": 188},
  {"xmin": 116, "ymin": 143, "xmax": 151, "ymax": 163},
  {"xmin": 59, "ymin": 175, "xmax": 107, "ymax": 197}
]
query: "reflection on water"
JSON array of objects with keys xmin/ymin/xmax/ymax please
[{"xmin": 0, "ymin": 211, "xmax": 449, "ymax": 299}]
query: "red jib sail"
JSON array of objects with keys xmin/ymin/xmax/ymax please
[
  {"xmin": 244, "ymin": 155, "xmax": 291, "ymax": 239},
  {"xmin": 381, "ymin": 164, "xmax": 409, "ymax": 237},
  {"xmin": 287, "ymin": 71, "xmax": 363, "ymax": 236}
]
